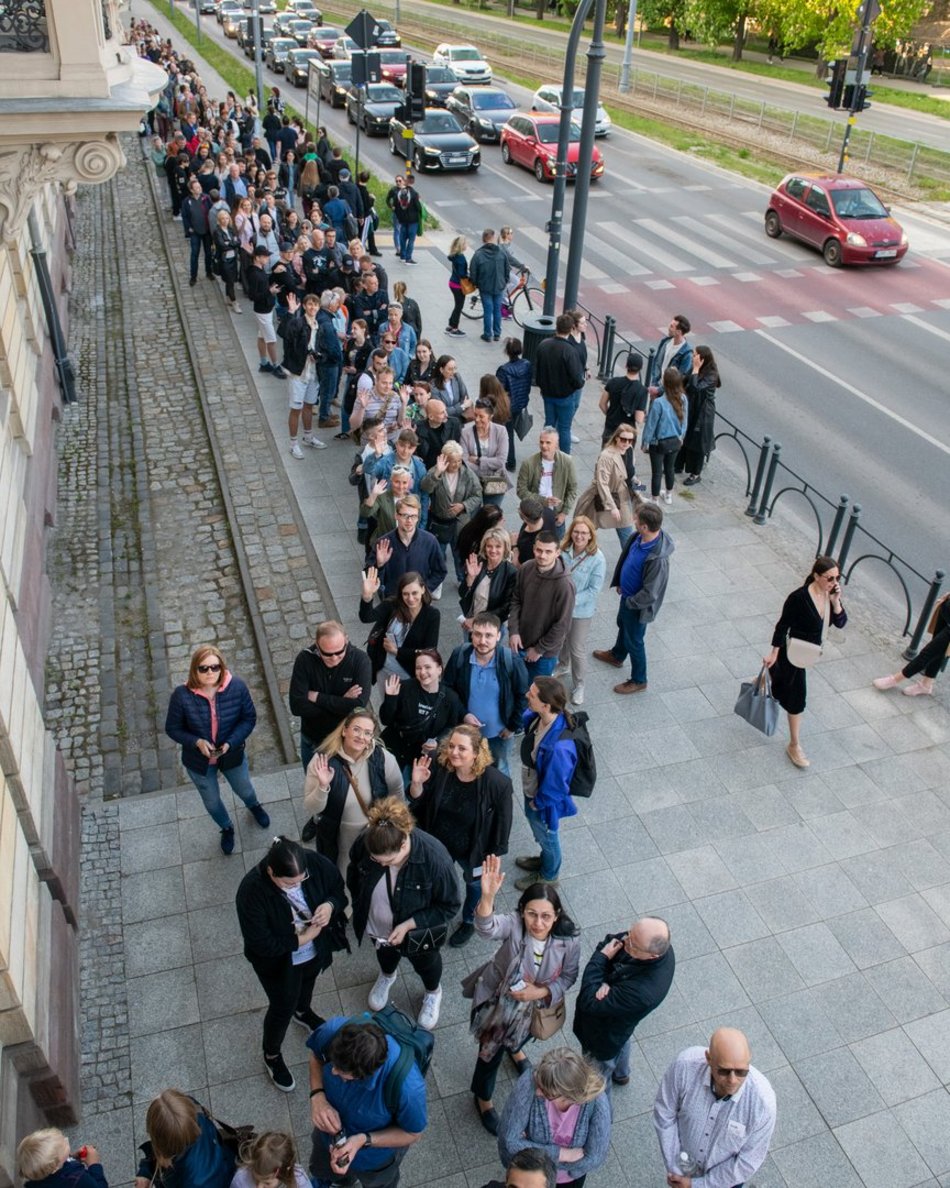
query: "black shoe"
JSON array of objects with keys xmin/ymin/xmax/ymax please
[
  {"xmin": 449, "ymin": 922, "xmax": 475, "ymax": 947},
  {"xmin": 259, "ymin": 361, "xmax": 274, "ymax": 374},
  {"xmin": 612, "ymin": 1072, "xmax": 630, "ymax": 1086},
  {"xmin": 250, "ymin": 804, "xmax": 270, "ymax": 828},
  {"xmin": 189, "ymin": 277, "xmax": 197, "ymax": 287},
  {"xmin": 263, "ymin": 1052, "xmax": 295, "ymax": 1092},
  {"xmin": 683, "ymin": 475, "xmax": 702, "ymax": 486},
  {"xmin": 301, "ymin": 816, "xmax": 318, "ymax": 843},
  {"xmin": 510, "ymin": 1051, "xmax": 533, "ymax": 1075},
  {"xmin": 292, "ymin": 1008, "xmax": 326, "ymax": 1032},
  {"xmin": 220, "ymin": 827, "xmax": 235, "ymax": 855},
  {"xmin": 474, "ymin": 1096, "xmax": 499, "ymax": 1135},
  {"xmin": 515, "ymin": 855, "xmax": 542, "ymax": 872},
  {"xmin": 271, "ymin": 365, "xmax": 288, "ymax": 379},
  {"xmin": 480, "ymin": 334, "xmax": 492, "ymax": 342}
]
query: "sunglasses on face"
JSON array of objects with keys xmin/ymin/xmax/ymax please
[
  {"xmin": 715, "ymin": 1067, "xmax": 750, "ymax": 1078},
  {"xmin": 197, "ymin": 663, "xmax": 222, "ymax": 674},
  {"xmin": 318, "ymin": 645, "xmax": 346, "ymax": 659}
]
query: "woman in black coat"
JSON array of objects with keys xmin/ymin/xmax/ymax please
[
  {"xmin": 358, "ymin": 567, "xmax": 441, "ymax": 685},
  {"xmin": 459, "ymin": 526, "xmax": 517, "ymax": 635},
  {"xmin": 408, "ymin": 725, "xmax": 514, "ymax": 949},
  {"xmin": 235, "ymin": 837, "xmax": 348, "ymax": 1092},
  {"xmin": 347, "ymin": 796, "xmax": 462, "ymax": 1031},
  {"xmin": 679, "ymin": 345, "xmax": 722, "ymax": 484},
  {"xmin": 212, "ymin": 209, "xmax": 242, "ymax": 312},
  {"xmin": 380, "ymin": 649, "xmax": 464, "ymax": 776},
  {"xmin": 764, "ymin": 554, "xmax": 847, "ymax": 770}
]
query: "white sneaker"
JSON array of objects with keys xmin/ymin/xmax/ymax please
[
  {"xmin": 663, "ymin": 490, "xmax": 673, "ymax": 505},
  {"xmin": 302, "ymin": 435, "xmax": 328, "ymax": 451},
  {"xmin": 290, "ymin": 440, "xmax": 304, "ymax": 459},
  {"xmin": 571, "ymin": 683, "xmax": 585, "ymax": 705},
  {"xmin": 431, "ymin": 583, "xmax": 443, "ymax": 601},
  {"xmin": 571, "ymin": 432, "xmax": 580, "ymax": 443},
  {"xmin": 417, "ymin": 985, "xmax": 443, "ymax": 1031},
  {"xmin": 368, "ymin": 971, "xmax": 397, "ymax": 1011}
]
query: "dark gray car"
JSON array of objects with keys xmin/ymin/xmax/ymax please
[{"xmin": 446, "ymin": 86, "xmax": 517, "ymax": 142}]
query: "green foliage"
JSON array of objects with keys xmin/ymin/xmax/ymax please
[{"xmin": 767, "ymin": 0, "xmax": 930, "ymax": 60}]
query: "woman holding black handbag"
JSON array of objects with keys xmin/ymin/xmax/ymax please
[
  {"xmin": 347, "ymin": 796, "xmax": 461, "ymax": 1031},
  {"xmin": 134, "ymin": 1091, "xmax": 234, "ymax": 1188},
  {"xmin": 407, "ymin": 725, "xmax": 513, "ymax": 949},
  {"xmin": 235, "ymin": 838, "xmax": 349, "ymax": 1093},
  {"xmin": 379, "ymin": 650, "xmax": 464, "ymax": 780},
  {"xmin": 302, "ymin": 708, "xmax": 404, "ymax": 883},
  {"xmin": 764, "ymin": 555, "xmax": 847, "ymax": 770}
]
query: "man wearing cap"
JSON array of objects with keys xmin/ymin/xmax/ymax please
[
  {"xmin": 247, "ymin": 245, "xmax": 286, "ymax": 378},
  {"xmin": 337, "ymin": 168, "xmax": 364, "ymax": 223}
]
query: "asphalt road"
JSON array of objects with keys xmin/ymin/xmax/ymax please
[{"xmin": 178, "ymin": 4, "xmax": 950, "ymax": 592}]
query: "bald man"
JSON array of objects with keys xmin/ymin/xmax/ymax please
[
  {"xmin": 653, "ymin": 1028, "xmax": 777, "ymax": 1188},
  {"xmin": 572, "ymin": 916, "xmax": 674, "ymax": 1089}
]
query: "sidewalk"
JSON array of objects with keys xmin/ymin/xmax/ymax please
[{"xmin": 75, "ymin": 24, "xmax": 950, "ymax": 1188}]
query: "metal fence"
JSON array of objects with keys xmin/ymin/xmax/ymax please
[{"xmin": 590, "ymin": 312, "xmax": 945, "ymax": 657}]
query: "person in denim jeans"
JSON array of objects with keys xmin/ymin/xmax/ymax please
[
  {"xmin": 164, "ymin": 645, "xmax": 270, "ymax": 854},
  {"xmin": 468, "ymin": 228, "xmax": 509, "ymax": 343},
  {"xmin": 514, "ymin": 678, "xmax": 579, "ymax": 890},
  {"xmin": 640, "ymin": 369, "xmax": 688, "ymax": 505}
]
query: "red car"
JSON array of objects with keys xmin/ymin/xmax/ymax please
[
  {"xmin": 306, "ymin": 25, "xmax": 342, "ymax": 57},
  {"xmin": 765, "ymin": 173, "xmax": 908, "ymax": 267},
  {"xmin": 500, "ymin": 113, "xmax": 604, "ymax": 183},
  {"xmin": 378, "ymin": 49, "xmax": 409, "ymax": 85}
]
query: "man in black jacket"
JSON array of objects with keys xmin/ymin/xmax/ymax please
[
  {"xmin": 278, "ymin": 292, "xmax": 327, "ymax": 457},
  {"xmin": 180, "ymin": 177, "xmax": 214, "ymax": 285},
  {"xmin": 414, "ymin": 398, "xmax": 460, "ymax": 469},
  {"xmin": 391, "ymin": 180, "xmax": 422, "ymax": 265},
  {"xmin": 534, "ymin": 313, "xmax": 586, "ymax": 455},
  {"xmin": 351, "ymin": 270, "xmax": 389, "ymax": 344},
  {"xmin": 247, "ymin": 245, "xmax": 287, "ymax": 377},
  {"xmin": 573, "ymin": 916, "xmax": 674, "ymax": 1090}
]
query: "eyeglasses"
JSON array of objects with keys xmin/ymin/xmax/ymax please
[
  {"xmin": 347, "ymin": 725, "xmax": 375, "ymax": 738},
  {"xmin": 397, "ymin": 512, "xmax": 419, "ymax": 521},
  {"xmin": 618, "ymin": 436, "xmax": 635, "ymax": 443},
  {"xmin": 714, "ymin": 1067, "xmax": 749, "ymax": 1079},
  {"xmin": 318, "ymin": 645, "xmax": 347, "ymax": 659},
  {"xmin": 197, "ymin": 663, "xmax": 222, "ymax": 674}
]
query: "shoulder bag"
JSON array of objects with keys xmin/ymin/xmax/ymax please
[
  {"xmin": 459, "ymin": 276, "xmax": 476, "ymax": 295},
  {"xmin": 385, "ymin": 867, "xmax": 448, "ymax": 954},
  {"xmin": 512, "ymin": 406, "xmax": 534, "ymax": 441},
  {"xmin": 530, "ymin": 998, "xmax": 566, "ymax": 1040},
  {"xmin": 473, "ymin": 432, "xmax": 508, "ymax": 496},
  {"xmin": 786, "ymin": 595, "xmax": 831, "ymax": 669}
]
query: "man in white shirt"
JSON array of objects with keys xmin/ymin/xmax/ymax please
[{"xmin": 653, "ymin": 1028, "xmax": 776, "ymax": 1188}]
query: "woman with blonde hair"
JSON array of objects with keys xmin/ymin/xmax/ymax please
[
  {"xmin": 420, "ymin": 440, "xmax": 482, "ymax": 583},
  {"xmin": 303, "ymin": 707, "xmax": 403, "ymax": 881},
  {"xmin": 408, "ymin": 725, "xmax": 513, "ymax": 949},
  {"xmin": 446, "ymin": 234, "xmax": 470, "ymax": 337},
  {"xmin": 134, "ymin": 1091, "xmax": 234, "ymax": 1188},
  {"xmin": 164, "ymin": 645, "xmax": 269, "ymax": 854},
  {"xmin": 459, "ymin": 525, "xmax": 517, "ymax": 634},
  {"xmin": 556, "ymin": 516, "xmax": 607, "ymax": 706},
  {"xmin": 572, "ymin": 423, "xmax": 638, "ymax": 547},
  {"xmin": 498, "ymin": 1048, "xmax": 611, "ymax": 1186},
  {"xmin": 347, "ymin": 796, "xmax": 461, "ymax": 1029},
  {"xmin": 231, "ymin": 1133, "xmax": 309, "ymax": 1188}
]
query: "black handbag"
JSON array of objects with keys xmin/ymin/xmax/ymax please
[{"xmin": 385, "ymin": 867, "xmax": 448, "ymax": 954}]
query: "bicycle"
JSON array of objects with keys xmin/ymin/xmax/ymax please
[{"xmin": 459, "ymin": 272, "xmax": 546, "ymax": 328}]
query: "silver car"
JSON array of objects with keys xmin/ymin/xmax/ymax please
[{"xmin": 531, "ymin": 84, "xmax": 611, "ymax": 136}]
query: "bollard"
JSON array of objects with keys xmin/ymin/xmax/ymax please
[
  {"xmin": 904, "ymin": 569, "xmax": 946, "ymax": 659},
  {"xmin": 753, "ymin": 442, "xmax": 781, "ymax": 525},
  {"xmin": 836, "ymin": 503, "xmax": 861, "ymax": 572},
  {"xmin": 824, "ymin": 495, "xmax": 850, "ymax": 558},
  {"xmin": 745, "ymin": 436, "xmax": 773, "ymax": 517},
  {"xmin": 599, "ymin": 315, "xmax": 616, "ymax": 380}
]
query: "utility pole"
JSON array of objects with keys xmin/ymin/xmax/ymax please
[
  {"xmin": 252, "ymin": 0, "xmax": 264, "ymax": 115},
  {"xmin": 837, "ymin": 0, "xmax": 879, "ymax": 173},
  {"xmin": 618, "ymin": 0, "xmax": 637, "ymax": 92},
  {"xmin": 194, "ymin": 0, "xmax": 201, "ymax": 41}
]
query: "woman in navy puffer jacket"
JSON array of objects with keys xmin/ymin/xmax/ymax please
[
  {"xmin": 496, "ymin": 336, "xmax": 533, "ymax": 472},
  {"xmin": 165, "ymin": 645, "xmax": 270, "ymax": 854}
]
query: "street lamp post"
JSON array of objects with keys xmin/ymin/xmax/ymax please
[
  {"xmin": 618, "ymin": 0, "xmax": 637, "ymax": 92},
  {"xmin": 252, "ymin": 0, "xmax": 265, "ymax": 115}
]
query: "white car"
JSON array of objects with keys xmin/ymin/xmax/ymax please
[
  {"xmin": 531, "ymin": 84, "xmax": 611, "ymax": 136},
  {"xmin": 432, "ymin": 43, "xmax": 492, "ymax": 85}
]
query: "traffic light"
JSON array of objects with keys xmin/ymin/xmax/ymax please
[
  {"xmin": 408, "ymin": 62, "xmax": 426, "ymax": 122},
  {"xmin": 825, "ymin": 59, "xmax": 847, "ymax": 108},
  {"xmin": 843, "ymin": 83, "xmax": 872, "ymax": 110}
]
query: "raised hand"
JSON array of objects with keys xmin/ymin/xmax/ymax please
[
  {"xmin": 435, "ymin": 453, "xmax": 448, "ymax": 475},
  {"xmin": 480, "ymin": 853, "xmax": 505, "ymax": 900},
  {"xmin": 410, "ymin": 754, "xmax": 432, "ymax": 788},
  {"xmin": 384, "ymin": 674, "xmax": 401, "ymax": 697},
  {"xmin": 287, "ymin": 291, "xmax": 300, "ymax": 314},
  {"xmin": 361, "ymin": 565, "xmax": 381, "ymax": 601},
  {"xmin": 464, "ymin": 552, "xmax": 481, "ymax": 581},
  {"xmin": 375, "ymin": 538, "xmax": 393, "ymax": 568},
  {"xmin": 311, "ymin": 752, "xmax": 333, "ymax": 789}
]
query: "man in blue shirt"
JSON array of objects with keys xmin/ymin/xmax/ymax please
[
  {"xmin": 593, "ymin": 502, "xmax": 675, "ymax": 694},
  {"xmin": 307, "ymin": 1017, "xmax": 427, "ymax": 1187}
]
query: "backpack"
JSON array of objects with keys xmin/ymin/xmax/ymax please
[
  {"xmin": 561, "ymin": 711, "xmax": 597, "ymax": 798},
  {"xmin": 351, "ymin": 1006, "xmax": 434, "ymax": 1114},
  {"xmin": 343, "ymin": 212, "xmax": 360, "ymax": 241}
]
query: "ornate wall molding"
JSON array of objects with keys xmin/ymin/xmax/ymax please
[{"xmin": 0, "ymin": 136, "xmax": 125, "ymax": 241}]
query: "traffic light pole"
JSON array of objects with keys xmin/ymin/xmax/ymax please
[
  {"xmin": 252, "ymin": 0, "xmax": 264, "ymax": 115},
  {"xmin": 837, "ymin": 1, "xmax": 873, "ymax": 172}
]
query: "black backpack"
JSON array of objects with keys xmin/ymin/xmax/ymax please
[
  {"xmin": 351, "ymin": 1006, "xmax": 434, "ymax": 1114},
  {"xmin": 561, "ymin": 711, "xmax": 597, "ymax": 798}
]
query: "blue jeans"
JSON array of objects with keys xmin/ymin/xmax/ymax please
[
  {"xmin": 400, "ymin": 221, "xmax": 418, "ymax": 261},
  {"xmin": 187, "ymin": 755, "xmax": 261, "ymax": 830},
  {"xmin": 587, "ymin": 1039, "xmax": 631, "ymax": 1091},
  {"xmin": 487, "ymin": 734, "xmax": 511, "ymax": 776},
  {"xmin": 481, "ymin": 292, "xmax": 502, "ymax": 339},
  {"xmin": 617, "ymin": 524, "xmax": 634, "ymax": 548},
  {"xmin": 189, "ymin": 232, "xmax": 213, "ymax": 280},
  {"xmin": 520, "ymin": 652, "xmax": 557, "ymax": 681},
  {"xmin": 392, "ymin": 221, "xmax": 403, "ymax": 255},
  {"xmin": 317, "ymin": 363, "xmax": 341, "ymax": 420},
  {"xmin": 300, "ymin": 736, "xmax": 318, "ymax": 773},
  {"xmin": 542, "ymin": 396, "xmax": 576, "ymax": 454},
  {"xmin": 524, "ymin": 795, "xmax": 561, "ymax": 881},
  {"xmin": 460, "ymin": 869, "xmax": 481, "ymax": 924},
  {"xmin": 611, "ymin": 601, "xmax": 648, "ymax": 684}
]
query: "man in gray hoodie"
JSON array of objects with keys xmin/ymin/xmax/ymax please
[
  {"xmin": 508, "ymin": 533, "xmax": 576, "ymax": 680},
  {"xmin": 594, "ymin": 501, "xmax": 674, "ymax": 694}
]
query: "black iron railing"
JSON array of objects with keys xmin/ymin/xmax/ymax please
[{"xmin": 0, "ymin": 0, "xmax": 49, "ymax": 52}]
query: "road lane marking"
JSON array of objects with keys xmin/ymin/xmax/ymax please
[
  {"xmin": 933, "ymin": 298, "xmax": 950, "ymax": 308},
  {"xmin": 516, "ymin": 224, "xmax": 609, "ymax": 279},
  {"xmin": 689, "ymin": 276, "xmax": 720, "ymax": 286},
  {"xmin": 722, "ymin": 211, "xmax": 813, "ymax": 261},
  {"xmin": 708, "ymin": 320, "xmax": 744, "ymax": 332},
  {"xmin": 584, "ymin": 227, "xmax": 652, "ymax": 276},
  {"xmin": 635, "ymin": 217, "xmax": 738, "ymax": 268},
  {"xmin": 734, "ymin": 272, "xmax": 762, "ymax": 282},
  {"xmin": 757, "ymin": 316, "xmax": 790, "ymax": 327},
  {"xmin": 847, "ymin": 307, "xmax": 882, "ymax": 318},
  {"xmin": 599, "ymin": 221, "xmax": 693, "ymax": 272},
  {"xmin": 645, "ymin": 279, "xmax": 676, "ymax": 290},
  {"xmin": 776, "ymin": 269, "xmax": 804, "ymax": 278},
  {"xmin": 672, "ymin": 215, "xmax": 775, "ymax": 266},
  {"xmin": 803, "ymin": 310, "xmax": 837, "ymax": 322},
  {"xmin": 890, "ymin": 302, "xmax": 924, "ymax": 313},
  {"xmin": 902, "ymin": 314, "xmax": 950, "ymax": 347},
  {"xmin": 756, "ymin": 330, "xmax": 950, "ymax": 458},
  {"xmin": 598, "ymin": 282, "xmax": 630, "ymax": 294}
]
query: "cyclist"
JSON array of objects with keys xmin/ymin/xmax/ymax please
[{"xmin": 499, "ymin": 227, "xmax": 528, "ymax": 318}]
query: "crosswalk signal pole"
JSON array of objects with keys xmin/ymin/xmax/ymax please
[{"xmin": 837, "ymin": 0, "xmax": 878, "ymax": 172}]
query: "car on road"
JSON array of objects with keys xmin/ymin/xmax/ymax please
[
  {"xmin": 389, "ymin": 108, "xmax": 480, "ymax": 172},
  {"xmin": 314, "ymin": 58, "xmax": 352, "ymax": 106},
  {"xmin": 306, "ymin": 24, "xmax": 343, "ymax": 55},
  {"xmin": 346, "ymin": 82, "xmax": 405, "ymax": 135},
  {"xmin": 285, "ymin": 0, "xmax": 321, "ymax": 15},
  {"xmin": 373, "ymin": 19, "xmax": 401, "ymax": 47},
  {"xmin": 272, "ymin": 12, "xmax": 295, "ymax": 35},
  {"xmin": 287, "ymin": 18, "xmax": 315, "ymax": 45},
  {"xmin": 287, "ymin": 47, "xmax": 322, "ymax": 87},
  {"xmin": 241, "ymin": 0, "xmax": 275, "ymax": 11},
  {"xmin": 765, "ymin": 173, "xmax": 908, "ymax": 267},
  {"xmin": 432, "ymin": 43, "xmax": 492, "ymax": 84},
  {"xmin": 500, "ymin": 112, "xmax": 604, "ymax": 183},
  {"xmin": 266, "ymin": 37, "xmax": 297, "ymax": 72},
  {"xmin": 422, "ymin": 64, "xmax": 460, "ymax": 106},
  {"xmin": 378, "ymin": 49, "xmax": 410, "ymax": 86},
  {"xmin": 242, "ymin": 24, "xmax": 273, "ymax": 57},
  {"xmin": 332, "ymin": 35, "xmax": 358, "ymax": 59},
  {"xmin": 196, "ymin": 0, "xmax": 216, "ymax": 14},
  {"xmin": 446, "ymin": 86, "xmax": 517, "ymax": 142},
  {"xmin": 531, "ymin": 83, "xmax": 611, "ymax": 136},
  {"xmin": 216, "ymin": 0, "xmax": 242, "ymax": 24},
  {"xmin": 222, "ymin": 11, "xmax": 246, "ymax": 37}
]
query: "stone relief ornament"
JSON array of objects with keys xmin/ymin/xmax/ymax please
[{"xmin": 0, "ymin": 137, "xmax": 126, "ymax": 241}]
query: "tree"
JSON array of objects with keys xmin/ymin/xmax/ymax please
[
  {"xmin": 765, "ymin": 0, "xmax": 929, "ymax": 60},
  {"xmin": 639, "ymin": 0, "xmax": 688, "ymax": 47},
  {"xmin": 683, "ymin": 0, "xmax": 758, "ymax": 58}
]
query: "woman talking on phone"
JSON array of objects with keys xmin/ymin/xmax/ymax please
[{"xmin": 764, "ymin": 555, "xmax": 847, "ymax": 769}]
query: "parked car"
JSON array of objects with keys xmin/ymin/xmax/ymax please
[
  {"xmin": 288, "ymin": 47, "xmax": 322, "ymax": 87},
  {"xmin": 307, "ymin": 24, "xmax": 343, "ymax": 55},
  {"xmin": 346, "ymin": 82, "xmax": 405, "ymax": 135},
  {"xmin": 389, "ymin": 108, "xmax": 480, "ymax": 172},
  {"xmin": 432, "ymin": 43, "xmax": 492, "ymax": 84},
  {"xmin": 216, "ymin": 0, "xmax": 242, "ymax": 24},
  {"xmin": 446, "ymin": 86, "xmax": 517, "ymax": 142},
  {"xmin": 531, "ymin": 83, "xmax": 611, "ymax": 136},
  {"xmin": 423, "ymin": 64, "xmax": 460, "ymax": 106},
  {"xmin": 765, "ymin": 173, "xmax": 909, "ymax": 266},
  {"xmin": 287, "ymin": 18, "xmax": 315, "ymax": 45},
  {"xmin": 332, "ymin": 35, "xmax": 358, "ymax": 59},
  {"xmin": 222, "ymin": 11, "xmax": 246, "ymax": 37},
  {"xmin": 378, "ymin": 49, "xmax": 410, "ymax": 86},
  {"xmin": 266, "ymin": 36, "xmax": 298, "ymax": 72},
  {"xmin": 315, "ymin": 58, "xmax": 352, "ymax": 107},
  {"xmin": 500, "ymin": 112, "xmax": 604, "ymax": 183},
  {"xmin": 373, "ymin": 18, "xmax": 401, "ymax": 47}
]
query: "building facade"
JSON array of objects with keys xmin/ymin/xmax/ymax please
[{"xmin": 0, "ymin": 1, "xmax": 163, "ymax": 1179}]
